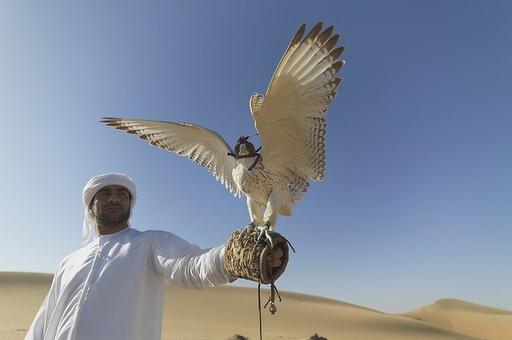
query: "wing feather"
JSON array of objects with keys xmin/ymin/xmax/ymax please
[
  {"xmin": 250, "ymin": 22, "xmax": 345, "ymax": 191},
  {"xmin": 101, "ymin": 117, "xmax": 242, "ymax": 198}
]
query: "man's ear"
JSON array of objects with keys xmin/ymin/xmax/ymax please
[{"xmin": 88, "ymin": 198, "xmax": 95, "ymax": 213}]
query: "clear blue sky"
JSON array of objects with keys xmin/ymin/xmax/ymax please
[{"xmin": 1, "ymin": 1, "xmax": 511, "ymax": 313}]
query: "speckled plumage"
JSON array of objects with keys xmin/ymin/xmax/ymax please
[{"xmin": 101, "ymin": 22, "xmax": 345, "ymax": 230}]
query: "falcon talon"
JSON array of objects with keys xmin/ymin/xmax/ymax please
[
  {"xmin": 251, "ymin": 227, "xmax": 268, "ymax": 254},
  {"xmin": 262, "ymin": 223, "xmax": 276, "ymax": 249},
  {"xmin": 253, "ymin": 224, "xmax": 275, "ymax": 249}
]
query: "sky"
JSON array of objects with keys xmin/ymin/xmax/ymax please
[{"xmin": 1, "ymin": 0, "xmax": 511, "ymax": 313}]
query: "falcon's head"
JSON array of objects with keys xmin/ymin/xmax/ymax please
[{"xmin": 234, "ymin": 135, "xmax": 257, "ymax": 158}]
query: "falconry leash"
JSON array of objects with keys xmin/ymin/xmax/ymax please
[{"xmin": 224, "ymin": 223, "xmax": 294, "ymax": 340}]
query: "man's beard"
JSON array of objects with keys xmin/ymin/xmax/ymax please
[{"xmin": 95, "ymin": 206, "xmax": 130, "ymax": 226}]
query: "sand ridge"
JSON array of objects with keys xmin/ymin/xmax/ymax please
[
  {"xmin": 402, "ymin": 298, "xmax": 512, "ymax": 340},
  {"xmin": 1, "ymin": 272, "xmax": 509, "ymax": 339}
]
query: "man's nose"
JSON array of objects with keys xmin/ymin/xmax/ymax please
[{"xmin": 108, "ymin": 195, "xmax": 121, "ymax": 203}]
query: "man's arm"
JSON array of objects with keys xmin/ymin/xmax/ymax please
[{"xmin": 149, "ymin": 231, "xmax": 235, "ymax": 288}]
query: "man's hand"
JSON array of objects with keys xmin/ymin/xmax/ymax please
[{"xmin": 266, "ymin": 246, "xmax": 284, "ymax": 268}]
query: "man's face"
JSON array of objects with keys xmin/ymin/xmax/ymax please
[{"xmin": 90, "ymin": 185, "xmax": 131, "ymax": 227}]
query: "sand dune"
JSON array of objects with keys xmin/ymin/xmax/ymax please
[
  {"xmin": 402, "ymin": 298, "xmax": 512, "ymax": 340},
  {"xmin": 1, "ymin": 272, "xmax": 507, "ymax": 339}
]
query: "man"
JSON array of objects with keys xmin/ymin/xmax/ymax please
[{"xmin": 26, "ymin": 173, "xmax": 284, "ymax": 340}]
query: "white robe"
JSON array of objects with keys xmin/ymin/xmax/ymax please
[{"xmin": 25, "ymin": 227, "xmax": 233, "ymax": 340}]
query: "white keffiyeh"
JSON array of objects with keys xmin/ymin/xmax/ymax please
[{"xmin": 81, "ymin": 173, "xmax": 137, "ymax": 245}]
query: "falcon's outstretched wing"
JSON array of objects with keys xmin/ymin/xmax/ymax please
[
  {"xmin": 250, "ymin": 22, "xmax": 344, "ymax": 190},
  {"xmin": 101, "ymin": 117, "xmax": 242, "ymax": 198}
]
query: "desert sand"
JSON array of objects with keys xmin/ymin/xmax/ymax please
[{"xmin": 1, "ymin": 272, "xmax": 510, "ymax": 340}]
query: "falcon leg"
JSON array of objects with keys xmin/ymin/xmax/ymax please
[
  {"xmin": 263, "ymin": 188, "xmax": 280, "ymax": 231},
  {"xmin": 253, "ymin": 188, "xmax": 280, "ymax": 248},
  {"xmin": 247, "ymin": 196, "xmax": 264, "ymax": 227}
]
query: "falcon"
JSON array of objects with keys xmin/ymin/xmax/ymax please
[{"xmin": 102, "ymin": 22, "xmax": 345, "ymax": 236}]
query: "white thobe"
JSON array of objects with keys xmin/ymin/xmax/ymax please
[{"xmin": 25, "ymin": 227, "xmax": 233, "ymax": 340}]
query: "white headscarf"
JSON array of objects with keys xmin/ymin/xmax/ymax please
[{"xmin": 81, "ymin": 173, "xmax": 137, "ymax": 246}]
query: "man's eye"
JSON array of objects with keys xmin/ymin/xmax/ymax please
[{"xmin": 120, "ymin": 191, "xmax": 128, "ymax": 197}]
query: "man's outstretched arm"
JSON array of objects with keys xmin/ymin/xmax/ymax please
[{"xmin": 150, "ymin": 230, "xmax": 235, "ymax": 288}]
